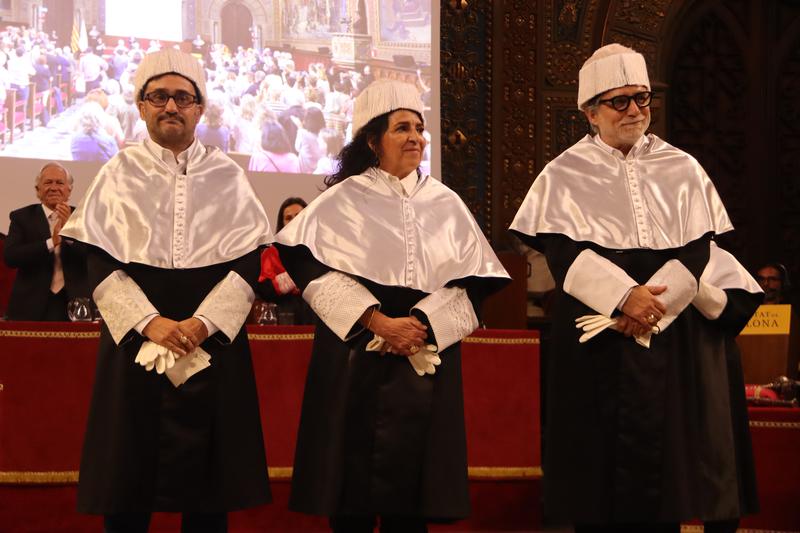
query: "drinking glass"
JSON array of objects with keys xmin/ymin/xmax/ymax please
[
  {"xmin": 67, "ymin": 297, "xmax": 93, "ymax": 322},
  {"xmin": 255, "ymin": 302, "xmax": 278, "ymax": 325}
]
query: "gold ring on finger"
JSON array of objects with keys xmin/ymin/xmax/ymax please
[
  {"xmin": 179, "ymin": 334, "xmax": 189, "ymax": 344},
  {"xmin": 646, "ymin": 313, "xmax": 657, "ymax": 324},
  {"xmin": 410, "ymin": 345, "xmax": 420, "ymax": 354}
]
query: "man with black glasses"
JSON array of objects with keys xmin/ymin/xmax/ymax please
[
  {"xmin": 62, "ymin": 49, "xmax": 272, "ymax": 533},
  {"xmin": 511, "ymin": 44, "xmax": 752, "ymax": 533}
]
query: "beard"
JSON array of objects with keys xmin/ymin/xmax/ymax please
[
  {"xmin": 150, "ymin": 115, "xmax": 191, "ymax": 148},
  {"xmin": 763, "ymin": 288, "xmax": 782, "ymax": 304}
]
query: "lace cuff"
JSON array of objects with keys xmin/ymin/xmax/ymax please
[
  {"xmin": 692, "ymin": 280, "xmax": 728, "ymax": 320},
  {"xmin": 93, "ymin": 270, "xmax": 159, "ymax": 345},
  {"xmin": 194, "ymin": 271, "xmax": 255, "ymax": 344},
  {"xmin": 564, "ymin": 249, "xmax": 638, "ymax": 317},
  {"xmin": 303, "ymin": 271, "xmax": 379, "ymax": 341},
  {"xmin": 645, "ymin": 259, "xmax": 698, "ymax": 332},
  {"xmin": 412, "ymin": 286, "xmax": 478, "ymax": 351}
]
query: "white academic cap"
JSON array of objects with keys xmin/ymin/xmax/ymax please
[
  {"xmin": 134, "ymin": 48, "xmax": 207, "ymax": 104},
  {"xmin": 351, "ymin": 79, "xmax": 424, "ymax": 136},
  {"xmin": 577, "ymin": 43, "xmax": 650, "ymax": 109}
]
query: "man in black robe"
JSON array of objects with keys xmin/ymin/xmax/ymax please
[
  {"xmin": 61, "ymin": 48, "xmax": 272, "ymax": 533},
  {"xmin": 510, "ymin": 44, "xmax": 751, "ymax": 532}
]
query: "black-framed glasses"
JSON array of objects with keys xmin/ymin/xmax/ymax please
[
  {"xmin": 597, "ymin": 91, "xmax": 653, "ymax": 111},
  {"xmin": 143, "ymin": 90, "xmax": 198, "ymax": 108}
]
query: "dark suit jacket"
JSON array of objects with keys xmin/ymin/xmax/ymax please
[{"xmin": 3, "ymin": 203, "xmax": 89, "ymax": 320}]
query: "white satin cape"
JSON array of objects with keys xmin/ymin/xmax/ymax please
[
  {"xmin": 275, "ymin": 168, "xmax": 510, "ymax": 293},
  {"xmin": 510, "ymin": 134, "xmax": 733, "ymax": 249},
  {"xmin": 61, "ymin": 140, "xmax": 273, "ymax": 268}
]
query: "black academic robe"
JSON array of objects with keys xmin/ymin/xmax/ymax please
[
  {"xmin": 524, "ymin": 233, "xmax": 744, "ymax": 524},
  {"xmin": 76, "ymin": 246, "xmax": 271, "ymax": 513},
  {"xmin": 699, "ymin": 288, "xmax": 763, "ymax": 517},
  {"xmin": 276, "ymin": 243, "xmax": 489, "ymax": 520},
  {"xmin": 4, "ymin": 204, "xmax": 89, "ymax": 320}
]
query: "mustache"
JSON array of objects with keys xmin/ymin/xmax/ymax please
[{"xmin": 158, "ymin": 113, "xmax": 184, "ymax": 123}]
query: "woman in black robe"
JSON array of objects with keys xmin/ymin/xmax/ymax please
[{"xmin": 275, "ymin": 79, "xmax": 509, "ymax": 532}]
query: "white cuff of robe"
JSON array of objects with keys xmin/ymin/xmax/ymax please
[
  {"xmin": 564, "ymin": 249, "xmax": 638, "ymax": 317},
  {"xmin": 194, "ymin": 271, "xmax": 254, "ymax": 344},
  {"xmin": 93, "ymin": 269, "xmax": 159, "ymax": 345},
  {"xmin": 412, "ymin": 286, "xmax": 478, "ymax": 351},
  {"xmin": 692, "ymin": 280, "xmax": 728, "ymax": 320},
  {"xmin": 303, "ymin": 271, "xmax": 379, "ymax": 341},
  {"xmin": 645, "ymin": 259, "xmax": 698, "ymax": 332}
]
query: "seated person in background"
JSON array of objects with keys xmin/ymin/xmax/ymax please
[
  {"xmin": 71, "ymin": 102, "xmax": 120, "ymax": 162},
  {"xmin": 249, "ymin": 121, "xmax": 301, "ymax": 173},
  {"xmin": 195, "ymin": 97, "xmax": 231, "ymax": 152},
  {"xmin": 85, "ymin": 88, "xmax": 125, "ymax": 148},
  {"xmin": 294, "ymin": 106, "xmax": 326, "ymax": 173},
  {"xmin": 314, "ymin": 128, "xmax": 344, "ymax": 175},
  {"xmin": 3, "ymin": 162, "xmax": 88, "ymax": 320},
  {"xmin": 755, "ymin": 263, "xmax": 792, "ymax": 304},
  {"xmin": 257, "ymin": 197, "xmax": 314, "ymax": 325}
]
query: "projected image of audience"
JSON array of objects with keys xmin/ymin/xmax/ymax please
[{"xmin": 0, "ymin": 0, "xmax": 433, "ymax": 176}]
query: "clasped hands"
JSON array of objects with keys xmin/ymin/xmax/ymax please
[
  {"xmin": 137, "ymin": 316, "xmax": 209, "ymax": 372},
  {"xmin": 364, "ymin": 311, "xmax": 440, "ymax": 376},
  {"xmin": 576, "ymin": 284, "xmax": 667, "ymax": 345},
  {"xmin": 51, "ymin": 202, "xmax": 71, "ymax": 246}
]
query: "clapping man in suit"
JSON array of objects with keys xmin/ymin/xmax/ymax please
[{"xmin": 4, "ymin": 162, "xmax": 88, "ymax": 320}]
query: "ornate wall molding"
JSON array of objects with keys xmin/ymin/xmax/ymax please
[
  {"xmin": 440, "ymin": 1, "xmax": 492, "ymax": 235},
  {"xmin": 494, "ymin": 2, "xmax": 537, "ymax": 246},
  {"xmin": 544, "ymin": 0, "xmax": 598, "ymax": 88}
]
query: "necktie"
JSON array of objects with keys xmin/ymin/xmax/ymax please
[{"xmin": 49, "ymin": 212, "xmax": 65, "ymax": 294}]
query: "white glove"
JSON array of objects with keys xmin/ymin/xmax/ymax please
[
  {"xmin": 134, "ymin": 341, "xmax": 177, "ymax": 374},
  {"xmin": 366, "ymin": 334, "xmax": 440, "ymax": 376},
  {"xmin": 407, "ymin": 345, "xmax": 441, "ymax": 376},
  {"xmin": 575, "ymin": 314, "xmax": 618, "ymax": 343},
  {"xmin": 575, "ymin": 314, "xmax": 655, "ymax": 348}
]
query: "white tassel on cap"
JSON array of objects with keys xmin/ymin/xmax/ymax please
[
  {"xmin": 577, "ymin": 43, "xmax": 650, "ymax": 109},
  {"xmin": 134, "ymin": 48, "xmax": 207, "ymax": 104},
  {"xmin": 351, "ymin": 79, "xmax": 424, "ymax": 136}
]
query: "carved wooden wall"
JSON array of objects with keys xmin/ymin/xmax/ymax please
[
  {"xmin": 667, "ymin": 0, "xmax": 800, "ymax": 284},
  {"xmin": 440, "ymin": 0, "xmax": 800, "ymax": 284}
]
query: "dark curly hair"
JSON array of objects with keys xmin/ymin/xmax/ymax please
[{"xmin": 324, "ymin": 109, "xmax": 422, "ymax": 188}]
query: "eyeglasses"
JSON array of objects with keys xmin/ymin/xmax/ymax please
[
  {"xmin": 597, "ymin": 91, "xmax": 653, "ymax": 112},
  {"xmin": 143, "ymin": 90, "xmax": 198, "ymax": 108}
]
